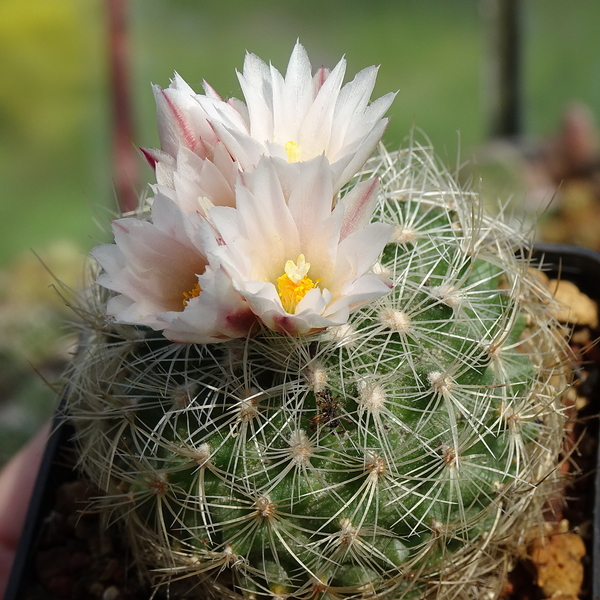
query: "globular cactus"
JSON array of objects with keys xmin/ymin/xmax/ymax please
[{"xmin": 64, "ymin": 44, "xmax": 570, "ymax": 600}]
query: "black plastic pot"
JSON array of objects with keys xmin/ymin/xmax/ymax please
[
  {"xmin": 532, "ymin": 243, "xmax": 600, "ymax": 600},
  {"xmin": 5, "ymin": 243, "xmax": 600, "ymax": 600},
  {"xmin": 4, "ymin": 410, "xmax": 75, "ymax": 600}
]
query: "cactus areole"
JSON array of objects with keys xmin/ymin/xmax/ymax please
[{"xmin": 67, "ymin": 43, "xmax": 569, "ymax": 599}]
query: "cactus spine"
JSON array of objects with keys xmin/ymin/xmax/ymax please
[{"xmin": 65, "ymin": 139, "xmax": 569, "ymax": 599}]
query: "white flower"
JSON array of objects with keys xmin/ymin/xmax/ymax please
[
  {"xmin": 167, "ymin": 42, "xmax": 395, "ymax": 192},
  {"xmin": 91, "ymin": 195, "xmax": 256, "ymax": 343},
  {"xmin": 208, "ymin": 156, "xmax": 393, "ymax": 335}
]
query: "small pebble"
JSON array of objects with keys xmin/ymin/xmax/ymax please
[{"xmin": 103, "ymin": 585, "xmax": 121, "ymax": 600}]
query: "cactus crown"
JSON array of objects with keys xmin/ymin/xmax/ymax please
[{"xmin": 64, "ymin": 44, "xmax": 569, "ymax": 600}]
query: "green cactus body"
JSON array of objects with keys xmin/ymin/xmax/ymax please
[{"xmin": 67, "ymin": 144, "xmax": 568, "ymax": 599}]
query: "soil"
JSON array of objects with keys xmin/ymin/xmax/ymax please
[
  {"xmin": 503, "ymin": 276, "xmax": 600, "ymax": 600},
  {"xmin": 25, "ymin": 479, "xmax": 147, "ymax": 600}
]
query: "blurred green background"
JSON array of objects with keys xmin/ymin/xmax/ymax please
[{"xmin": 1, "ymin": 0, "xmax": 599, "ymax": 465}]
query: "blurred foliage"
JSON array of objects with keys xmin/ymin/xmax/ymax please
[
  {"xmin": 0, "ymin": 0, "xmax": 94, "ymax": 147},
  {"xmin": 0, "ymin": 0, "xmax": 111, "ymax": 267},
  {"xmin": 525, "ymin": 0, "xmax": 600, "ymax": 137},
  {"xmin": 0, "ymin": 241, "xmax": 85, "ymax": 465}
]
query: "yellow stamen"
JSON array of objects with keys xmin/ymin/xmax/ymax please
[
  {"xmin": 182, "ymin": 283, "xmax": 201, "ymax": 306},
  {"xmin": 276, "ymin": 254, "xmax": 319, "ymax": 313},
  {"xmin": 285, "ymin": 140, "xmax": 301, "ymax": 163}
]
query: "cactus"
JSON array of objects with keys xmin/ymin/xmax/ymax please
[{"xmin": 63, "ymin": 45, "xmax": 569, "ymax": 600}]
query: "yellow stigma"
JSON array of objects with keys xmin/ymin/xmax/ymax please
[
  {"xmin": 276, "ymin": 254, "xmax": 319, "ymax": 313},
  {"xmin": 285, "ymin": 140, "xmax": 301, "ymax": 162},
  {"xmin": 182, "ymin": 283, "xmax": 201, "ymax": 306}
]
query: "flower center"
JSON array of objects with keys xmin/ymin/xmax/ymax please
[
  {"xmin": 182, "ymin": 282, "xmax": 201, "ymax": 306},
  {"xmin": 285, "ymin": 140, "xmax": 301, "ymax": 163},
  {"xmin": 276, "ymin": 254, "xmax": 319, "ymax": 313}
]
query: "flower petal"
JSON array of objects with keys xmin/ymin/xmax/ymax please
[
  {"xmin": 337, "ymin": 176, "xmax": 380, "ymax": 241},
  {"xmin": 153, "ymin": 73, "xmax": 218, "ymax": 158},
  {"xmin": 159, "ymin": 267, "xmax": 256, "ymax": 343}
]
